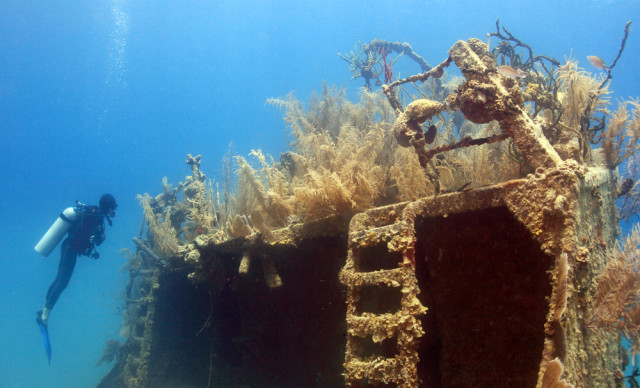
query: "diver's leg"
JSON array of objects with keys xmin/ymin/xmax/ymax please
[{"xmin": 41, "ymin": 239, "xmax": 78, "ymax": 322}]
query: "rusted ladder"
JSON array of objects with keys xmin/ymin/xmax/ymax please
[{"xmin": 339, "ymin": 202, "xmax": 427, "ymax": 388}]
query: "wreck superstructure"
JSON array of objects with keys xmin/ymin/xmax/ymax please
[{"xmin": 97, "ymin": 36, "xmax": 630, "ymax": 388}]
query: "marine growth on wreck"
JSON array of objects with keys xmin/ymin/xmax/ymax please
[{"xmin": 97, "ymin": 21, "xmax": 640, "ymax": 388}]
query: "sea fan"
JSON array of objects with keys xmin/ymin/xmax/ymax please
[
  {"xmin": 96, "ymin": 340, "xmax": 122, "ymax": 367},
  {"xmin": 588, "ymin": 225, "xmax": 640, "ymax": 354}
]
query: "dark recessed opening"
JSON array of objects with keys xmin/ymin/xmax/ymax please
[
  {"xmin": 123, "ymin": 235, "xmax": 350, "ymax": 388},
  {"xmin": 134, "ymin": 323, "xmax": 144, "ymax": 338},
  {"xmin": 137, "ymin": 304, "xmax": 147, "ymax": 318},
  {"xmin": 414, "ymin": 206, "xmax": 554, "ymax": 388},
  {"xmin": 355, "ymin": 243, "xmax": 403, "ymax": 272},
  {"xmin": 357, "ymin": 284, "xmax": 403, "ymax": 315},
  {"xmin": 360, "ymin": 334, "xmax": 398, "ymax": 359}
]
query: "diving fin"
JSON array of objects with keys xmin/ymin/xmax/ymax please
[{"xmin": 36, "ymin": 312, "xmax": 51, "ymax": 365}]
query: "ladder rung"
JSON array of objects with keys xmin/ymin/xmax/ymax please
[
  {"xmin": 344, "ymin": 358, "xmax": 403, "ymax": 384},
  {"xmin": 342, "ymin": 267, "xmax": 407, "ymax": 287},
  {"xmin": 347, "ymin": 312, "xmax": 405, "ymax": 339},
  {"xmin": 349, "ymin": 223, "xmax": 405, "ymax": 246}
]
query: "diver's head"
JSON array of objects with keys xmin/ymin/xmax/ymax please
[{"xmin": 99, "ymin": 193, "xmax": 117, "ymax": 218}]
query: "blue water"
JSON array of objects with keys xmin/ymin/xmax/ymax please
[{"xmin": 1, "ymin": 0, "xmax": 639, "ymax": 387}]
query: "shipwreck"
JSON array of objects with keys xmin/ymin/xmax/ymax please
[{"xmin": 97, "ymin": 30, "xmax": 638, "ymax": 388}]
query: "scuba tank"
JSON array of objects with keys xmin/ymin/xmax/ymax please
[{"xmin": 34, "ymin": 205, "xmax": 82, "ymax": 257}]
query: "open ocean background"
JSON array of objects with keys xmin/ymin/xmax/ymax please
[{"xmin": 1, "ymin": 1, "xmax": 639, "ymax": 387}]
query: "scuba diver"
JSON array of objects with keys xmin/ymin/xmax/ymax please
[{"xmin": 34, "ymin": 193, "xmax": 117, "ymax": 365}]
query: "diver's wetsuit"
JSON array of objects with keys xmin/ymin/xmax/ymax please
[{"xmin": 44, "ymin": 206, "xmax": 105, "ymax": 311}]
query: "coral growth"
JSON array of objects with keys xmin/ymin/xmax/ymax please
[
  {"xmin": 588, "ymin": 225, "xmax": 640, "ymax": 355},
  {"xmin": 597, "ymin": 98, "xmax": 640, "ymax": 168},
  {"xmin": 137, "ymin": 192, "xmax": 182, "ymax": 257},
  {"xmin": 556, "ymin": 59, "xmax": 610, "ymax": 132},
  {"xmin": 540, "ymin": 358, "xmax": 574, "ymax": 388},
  {"xmin": 618, "ymin": 154, "xmax": 640, "ymax": 221},
  {"xmin": 96, "ymin": 340, "xmax": 123, "ymax": 367},
  {"xmin": 258, "ymin": 85, "xmax": 402, "ymax": 222},
  {"xmin": 236, "ymin": 150, "xmax": 293, "ymax": 227},
  {"xmin": 136, "ymin": 155, "xmax": 232, "ymax": 260},
  {"xmin": 338, "ymin": 39, "xmax": 431, "ymax": 91}
]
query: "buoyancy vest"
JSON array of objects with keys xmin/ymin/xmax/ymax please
[{"xmin": 68, "ymin": 205, "xmax": 105, "ymax": 255}]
